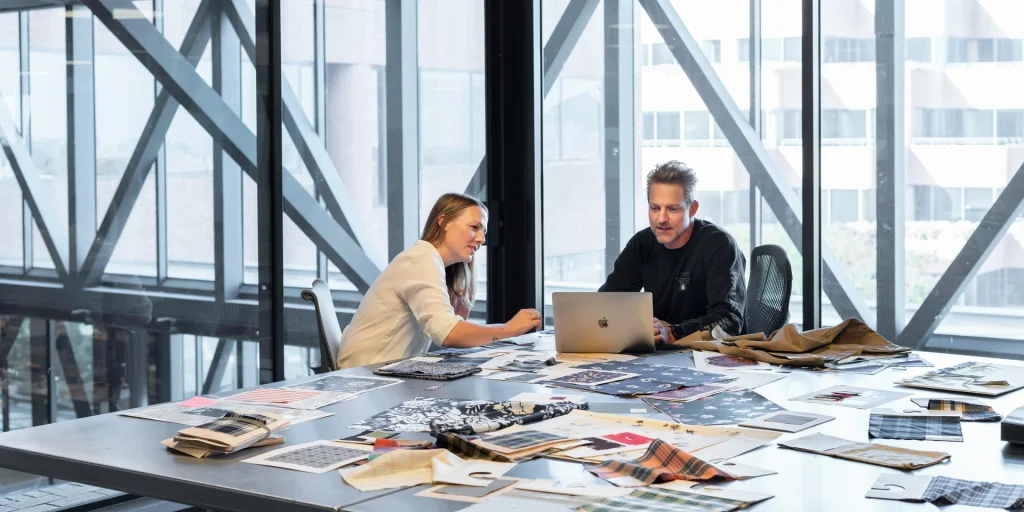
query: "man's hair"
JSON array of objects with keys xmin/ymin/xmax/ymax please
[{"xmin": 646, "ymin": 160, "xmax": 697, "ymax": 205}]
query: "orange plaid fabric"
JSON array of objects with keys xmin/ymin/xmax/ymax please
[{"xmin": 586, "ymin": 439, "xmax": 735, "ymax": 487}]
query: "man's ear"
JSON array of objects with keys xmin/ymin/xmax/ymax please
[{"xmin": 689, "ymin": 199, "xmax": 699, "ymax": 218}]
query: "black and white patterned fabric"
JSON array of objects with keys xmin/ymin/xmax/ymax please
[
  {"xmin": 923, "ymin": 476, "xmax": 1024, "ymax": 510},
  {"xmin": 499, "ymin": 357, "xmax": 557, "ymax": 373},
  {"xmin": 482, "ymin": 429, "xmax": 566, "ymax": 450},
  {"xmin": 347, "ymin": 397, "xmax": 586, "ymax": 434},
  {"xmin": 372, "ymin": 360, "xmax": 481, "ymax": 381},
  {"xmin": 194, "ymin": 412, "xmax": 273, "ymax": 437},
  {"xmin": 868, "ymin": 412, "xmax": 963, "ymax": 442},
  {"xmin": 575, "ymin": 362, "xmax": 733, "ymax": 387},
  {"xmin": 553, "ymin": 377, "xmax": 686, "ymax": 397}
]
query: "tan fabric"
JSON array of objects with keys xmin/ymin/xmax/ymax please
[
  {"xmin": 779, "ymin": 433, "xmax": 950, "ymax": 470},
  {"xmin": 671, "ymin": 318, "xmax": 909, "ymax": 367}
]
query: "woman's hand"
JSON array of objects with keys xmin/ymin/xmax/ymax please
[{"xmin": 505, "ymin": 308, "xmax": 543, "ymax": 336}]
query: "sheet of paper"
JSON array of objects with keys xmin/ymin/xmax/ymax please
[
  {"xmin": 555, "ymin": 353, "xmax": 637, "ymax": 364},
  {"xmin": 655, "ymin": 482, "xmax": 774, "ymax": 505},
  {"xmin": 222, "ymin": 388, "xmax": 354, "ymax": 410},
  {"xmin": 433, "ymin": 457, "xmax": 517, "ymax": 486},
  {"xmin": 895, "ymin": 361, "xmax": 1024, "ymax": 396},
  {"xmin": 693, "ymin": 351, "xmax": 772, "ymax": 371},
  {"xmin": 483, "ymin": 371, "xmax": 527, "ymax": 381},
  {"xmin": 242, "ymin": 441, "xmax": 370, "ymax": 474},
  {"xmin": 458, "ymin": 489, "xmax": 600, "ymax": 512},
  {"xmin": 412, "ymin": 356, "xmax": 444, "ymax": 363},
  {"xmin": 283, "ymin": 374, "xmax": 402, "ymax": 395},
  {"xmin": 865, "ymin": 473, "xmax": 932, "ymax": 501},
  {"xmin": 508, "ymin": 392, "xmax": 587, "ymax": 404},
  {"xmin": 541, "ymin": 370, "xmax": 638, "ymax": 386},
  {"xmin": 711, "ymin": 460, "xmax": 778, "ymax": 479},
  {"xmin": 415, "ymin": 478, "xmax": 522, "ymax": 504},
  {"xmin": 120, "ymin": 402, "xmax": 331, "ymax": 426},
  {"xmin": 778, "ymin": 433, "xmax": 858, "ymax": 452},
  {"xmin": 708, "ymin": 369, "xmax": 787, "ymax": 390},
  {"xmin": 790, "ymin": 385, "xmax": 911, "ymax": 410},
  {"xmin": 516, "ymin": 479, "xmax": 632, "ymax": 498},
  {"xmin": 691, "ymin": 435, "xmax": 773, "ymax": 463}
]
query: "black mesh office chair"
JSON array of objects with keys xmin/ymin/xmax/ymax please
[
  {"xmin": 301, "ymin": 279, "xmax": 342, "ymax": 374},
  {"xmin": 743, "ymin": 244, "xmax": 793, "ymax": 336}
]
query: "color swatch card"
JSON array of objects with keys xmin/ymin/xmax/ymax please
[
  {"xmin": 561, "ymin": 432, "xmax": 656, "ymax": 458},
  {"xmin": 895, "ymin": 361, "xmax": 1024, "ymax": 396},
  {"xmin": 790, "ymin": 385, "xmax": 910, "ymax": 410},
  {"xmin": 242, "ymin": 440, "xmax": 369, "ymax": 473},
  {"xmin": 739, "ymin": 410, "xmax": 835, "ymax": 433},
  {"xmin": 283, "ymin": 374, "xmax": 401, "ymax": 395},
  {"xmin": 693, "ymin": 351, "xmax": 772, "ymax": 371},
  {"xmin": 645, "ymin": 389, "xmax": 784, "ymax": 426}
]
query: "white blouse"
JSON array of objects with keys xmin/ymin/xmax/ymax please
[{"xmin": 336, "ymin": 240, "xmax": 463, "ymax": 369}]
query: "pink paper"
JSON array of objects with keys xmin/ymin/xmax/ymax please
[{"xmin": 179, "ymin": 396, "xmax": 216, "ymax": 407}]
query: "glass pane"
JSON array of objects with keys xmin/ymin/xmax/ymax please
[{"xmin": 0, "ymin": 13, "xmax": 21, "ymax": 267}]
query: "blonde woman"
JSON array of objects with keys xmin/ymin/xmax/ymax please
[{"xmin": 336, "ymin": 193, "xmax": 542, "ymax": 369}]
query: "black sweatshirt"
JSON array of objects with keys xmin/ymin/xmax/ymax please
[{"xmin": 599, "ymin": 219, "xmax": 747, "ymax": 338}]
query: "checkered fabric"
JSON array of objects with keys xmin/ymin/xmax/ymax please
[
  {"xmin": 868, "ymin": 413, "xmax": 963, "ymax": 441},
  {"xmin": 194, "ymin": 413, "xmax": 273, "ymax": 437},
  {"xmin": 430, "ymin": 432, "xmax": 519, "ymax": 462},
  {"xmin": 586, "ymin": 439, "xmax": 734, "ymax": 487},
  {"xmin": 580, "ymin": 487, "xmax": 746, "ymax": 512},
  {"xmin": 483, "ymin": 429, "xmax": 566, "ymax": 450},
  {"xmin": 928, "ymin": 400, "xmax": 1002, "ymax": 422},
  {"xmin": 923, "ymin": 476, "xmax": 1024, "ymax": 510},
  {"xmin": 373, "ymin": 360, "xmax": 482, "ymax": 381}
]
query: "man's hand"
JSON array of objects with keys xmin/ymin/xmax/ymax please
[{"xmin": 653, "ymin": 318, "xmax": 675, "ymax": 344}]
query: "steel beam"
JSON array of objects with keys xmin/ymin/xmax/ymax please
[
  {"xmin": 0, "ymin": 88, "xmax": 70, "ymax": 282},
  {"xmin": 78, "ymin": 0, "xmax": 213, "ymax": 287},
  {"xmin": 201, "ymin": 339, "xmax": 232, "ymax": 394},
  {"xmin": 128, "ymin": 329, "xmax": 148, "ymax": 408},
  {"xmin": 464, "ymin": 0, "xmax": 599, "ymax": 201},
  {"xmin": 313, "ymin": 0, "xmax": 329, "ymax": 281},
  {"xmin": 637, "ymin": 0, "xmax": 873, "ymax": 325},
  {"xmin": 223, "ymin": 0, "xmax": 385, "ymax": 269},
  {"xmin": 213, "ymin": 3, "xmax": 244, "ymax": 302},
  {"xmin": 876, "ymin": 0, "xmax": 905, "ymax": 341},
  {"xmin": 154, "ymin": 332, "xmax": 183, "ymax": 403},
  {"xmin": 385, "ymin": 0, "xmax": 419, "ymax": 261},
  {"xmin": 801, "ymin": 0, "xmax": 821, "ymax": 328},
  {"xmin": 29, "ymin": 318, "xmax": 51, "ymax": 425},
  {"xmin": 82, "ymin": 0, "xmax": 380, "ymax": 292},
  {"xmin": 19, "ymin": 12, "xmax": 32, "ymax": 274},
  {"xmin": 236, "ymin": 339, "xmax": 258, "ymax": 389},
  {"xmin": 899, "ymin": 161, "xmax": 1024, "ymax": 348},
  {"xmin": 603, "ymin": 0, "xmax": 634, "ymax": 277},
  {"xmin": 154, "ymin": 0, "xmax": 168, "ymax": 284},
  {"xmin": 66, "ymin": 5, "xmax": 98, "ymax": 278},
  {"xmin": 255, "ymin": 0, "xmax": 285, "ymax": 383},
  {"xmin": 484, "ymin": 0, "xmax": 544, "ymax": 323},
  {"xmin": 749, "ymin": 0, "xmax": 762, "ymax": 253},
  {"xmin": 54, "ymin": 324, "xmax": 93, "ymax": 418}
]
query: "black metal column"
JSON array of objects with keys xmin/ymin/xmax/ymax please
[
  {"xmin": 604, "ymin": 0, "xmax": 635, "ymax": 278},
  {"xmin": 749, "ymin": 0, "xmax": 762, "ymax": 253},
  {"xmin": 255, "ymin": 0, "xmax": 285, "ymax": 383},
  {"xmin": 213, "ymin": 3, "xmax": 244, "ymax": 302},
  {"xmin": 29, "ymin": 318, "xmax": 51, "ymax": 426},
  {"xmin": 876, "ymin": 0, "xmax": 905, "ymax": 340},
  {"xmin": 66, "ymin": 5, "xmax": 97, "ymax": 280},
  {"xmin": 485, "ymin": 0, "xmax": 543, "ymax": 323},
  {"xmin": 801, "ymin": 0, "xmax": 821, "ymax": 328},
  {"xmin": 128, "ymin": 329, "xmax": 149, "ymax": 408},
  {"xmin": 385, "ymin": 0, "xmax": 419, "ymax": 261}
]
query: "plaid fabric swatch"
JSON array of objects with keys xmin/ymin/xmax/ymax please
[
  {"xmin": 194, "ymin": 412, "xmax": 274, "ymax": 437},
  {"xmin": 928, "ymin": 399, "xmax": 1002, "ymax": 422},
  {"xmin": 868, "ymin": 412, "xmax": 963, "ymax": 442},
  {"xmin": 923, "ymin": 476, "xmax": 1024, "ymax": 510},
  {"xmin": 586, "ymin": 439, "xmax": 734, "ymax": 487},
  {"xmin": 483, "ymin": 429, "xmax": 566, "ymax": 450},
  {"xmin": 581, "ymin": 487, "xmax": 747, "ymax": 512},
  {"xmin": 373, "ymin": 360, "xmax": 482, "ymax": 381},
  {"xmin": 432, "ymin": 432, "xmax": 532, "ymax": 462}
]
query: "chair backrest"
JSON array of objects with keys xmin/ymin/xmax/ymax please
[
  {"xmin": 743, "ymin": 244, "xmax": 793, "ymax": 336},
  {"xmin": 301, "ymin": 279, "xmax": 342, "ymax": 374}
]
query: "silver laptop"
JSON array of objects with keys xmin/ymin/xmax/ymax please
[{"xmin": 552, "ymin": 292, "xmax": 655, "ymax": 354}]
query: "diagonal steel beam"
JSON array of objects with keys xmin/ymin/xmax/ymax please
[
  {"xmin": 899, "ymin": 161, "xmax": 1024, "ymax": 348},
  {"xmin": 54, "ymin": 325, "xmax": 93, "ymax": 418},
  {"xmin": 464, "ymin": 0, "xmax": 599, "ymax": 200},
  {"xmin": 78, "ymin": 0, "xmax": 213, "ymax": 286},
  {"xmin": 201, "ymin": 339, "xmax": 232, "ymax": 394},
  {"xmin": 0, "ymin": 90, "xmax": 70, "ymax": 282},
  {"xmin": 638, "ymin": 0, "xmax": 873, "ymax": 325},
  {"xmin": 223, "ymin": 0, "xmax": 384, "ymax": 268},
  {"xmin": 83, "ymin": 0, "xmax": 380, "ymax": 291}
]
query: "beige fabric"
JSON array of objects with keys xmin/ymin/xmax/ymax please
[
  {"xmin": 671, "ymin": 318, "xmax": 909, "ymax": 367},
  {"xmin": 779, "ymin": 433, "xmax": 950, "ymax": 470}
]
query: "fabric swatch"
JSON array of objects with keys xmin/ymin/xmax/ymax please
[
  {"xmin": 348, "ymin": 397, "xmax": 586, "ymax": 434},
  {"xmin": 645, "ymin": 390, "xmax": 784, "ymax": 426},
  {"xmin": 868, "ymin": 412, "xmax": 963, "ymax": 442},
  {"xmin": 373, "ymin": 360, "xmax": 481, "ymax": 381},
  {"xmin": 928, "ymin": 399, "xmax": 1002, "ymax": 422},
  {"xmin": 284, "ymin": 375, "xmax": 400, "ymax": 394},
  {"xmin": 499, "ymin": 357, "xmax": 557, "ymax": 373},
  {"xmin": 554, "ymin": 377, "xmax": 685, "ymax": 397},
  {"xmin": 779, "ymin": 433, "xmax": 951, "ymax": 470},
  {"xmin": 923, "ymin": 476, "xmax": 1024, "ymax": 509},
  {"xmin": 581, "ymin": 487, "xmax": 747, "ymax": 512},
  {"xmin": 545, "ymin": 370, "xmax": 636, "ymax": 386},
  {"xmin": 586, "ymin": 439, "xmax": 734, "ymax": 487},
  {"xmin": 482, "ymin": 429, "xmax": 567, "ymax": 451},
  {"xmin": 432, "ymin": 432, "xmax": 569, "ymax": 463},
  {"xmin": 574, "ymin": 362, "xmax": 732, "ymax": 386}
]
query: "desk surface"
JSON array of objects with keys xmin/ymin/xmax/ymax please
[{"xmin": 0, "ymin": 340, "xmax": 1023, "ymax": 512}]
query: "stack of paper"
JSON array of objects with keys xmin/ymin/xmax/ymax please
[{"xmin": 161, "ymin": 411, "xmax": 290, "ymax": 458}]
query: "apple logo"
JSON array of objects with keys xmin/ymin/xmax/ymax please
[{"xmin": 598, "ymin": 317, "xmax": 609, "ymax": 328}]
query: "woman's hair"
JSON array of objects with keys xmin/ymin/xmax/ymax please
[{"xmin": 420, "ymin": 192, "xmax": 488, "ymax": 304}]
